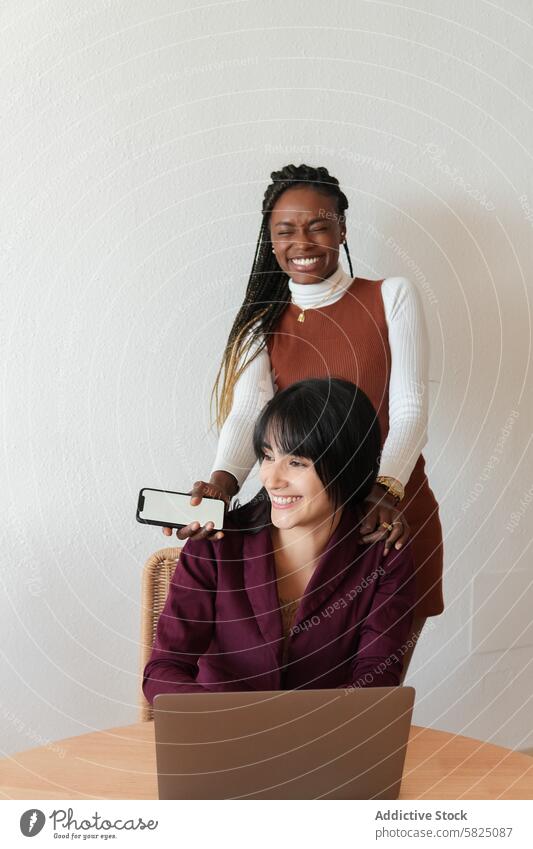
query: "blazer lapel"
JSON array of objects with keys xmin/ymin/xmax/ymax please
[
  {"xmin": 242, "ymin": 527, "xmax": 283, "ymax": 665},
  {"xmin": 292, "ymin": 505, "xmax": 362, "ymax": 628},
  {"xmin": 242, "ymin": 505, "xmax": 363, "ymax": 658}
]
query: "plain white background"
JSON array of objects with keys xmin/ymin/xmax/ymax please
[{"xmin": 1, "ymin": 0, "xmax": 533, "ymax": 759}]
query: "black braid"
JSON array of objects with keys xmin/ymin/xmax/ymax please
[{"xmin": 210, "ymin": 164, "xmax": 353, "ymax": 430}]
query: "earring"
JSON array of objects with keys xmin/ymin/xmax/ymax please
[{"xmin": 272, "ymin": 249, "xmax": 275, "ymax": 253}]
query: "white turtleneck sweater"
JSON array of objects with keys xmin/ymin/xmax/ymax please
[{"xmin": 209, "ymin": 264, "xmax": 429, "ymax": 489}]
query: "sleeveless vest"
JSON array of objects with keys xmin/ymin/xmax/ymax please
[{"xmin": 266, "ymin": 276, "xmax": 444, "ymax": 617}]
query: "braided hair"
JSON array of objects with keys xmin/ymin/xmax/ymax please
[{"xmin": 210, "ymin": 163, "xmax": 354, "ymax": 430}]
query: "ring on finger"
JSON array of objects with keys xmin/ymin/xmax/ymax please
[{"xmin": 380, "ymin": 521, "xmax": 394, "ymax": 532}]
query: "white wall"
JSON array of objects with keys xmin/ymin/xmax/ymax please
[{"xmin": 2, "ymin": 0, "xmax": 532, "ymax": 757}]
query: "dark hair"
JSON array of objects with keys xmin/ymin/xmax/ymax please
[
  {"xmin": 210, "ymin": 164, "xmax": 354, "ymax": 429},
  {"xmin": 228, "ymin": 377, "xmax": 381, "ymax": 533}
]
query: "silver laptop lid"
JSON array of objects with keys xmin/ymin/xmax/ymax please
[{"xmin": 154, "ymin": 686, "xmax": 415, "ymax": 800}]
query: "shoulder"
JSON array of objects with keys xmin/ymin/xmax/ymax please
[
  {"xmin": 378, "ymin": 536, "xmax": 415, "ymax": 580},
  {"xmin": 234, "ymin": 321, "xmax": 269, "ymax": 370},
  {"xmin": 353, "ymin": 276, "xmax": 417, "ymax": 309},
  {"xmin": 245, "ymin": 318, "xmax": 265, "ymax": 341},
  {"xmin": 178, "ymin": 494, "xmax": 271, "ymax": 563},
  {"xmin": 380, "ymin": 276, "xmax": 424, "ymax": 321},
  {"xmin": 381, "ymin": 275, "xmax": 416, "ymax": 298},
  {"xmin": 178, "ymin": 534, "xmax": 217, "ymax": 564},
  {"xmin": 349, "ymin": 539, "xmax": 414, "ymax": 597}
]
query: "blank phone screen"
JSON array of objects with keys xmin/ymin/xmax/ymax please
[{"xmin": 139, "ymin": 489, "xmax": 225, "ymax": 530}]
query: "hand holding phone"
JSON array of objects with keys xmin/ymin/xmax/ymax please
[
  {"xmin": 164, "ymin": 479, "xmax": 231, "ymax": 541},
  {"xmin": 137, "ymin": 482, "xmax": 229, "ymax": 542}
]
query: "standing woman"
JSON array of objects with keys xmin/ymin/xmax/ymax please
[{"xmin": 164, "ymin": 163, "xmax": 444, "ymax": 679}]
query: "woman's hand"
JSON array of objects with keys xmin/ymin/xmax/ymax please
[
  {"xmin": 358, "ymin": 484, "xmax": 410, "ymax": 556},
  {"xmin": 162, "ymin": 473, "xmax": 238, "ymax": 543}
]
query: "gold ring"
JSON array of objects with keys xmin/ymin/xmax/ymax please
[{"xmin": 381, "ymin": 522, "xmax": 394, "ymax": 532}]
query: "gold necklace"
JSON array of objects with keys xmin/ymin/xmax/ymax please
[{"xmin": 295, "ymin": 276, "xmax": 344, "ymax": 323}]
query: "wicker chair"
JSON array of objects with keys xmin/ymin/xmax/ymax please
[{"xmin": 139, "ymin": 545, "xmax": 182, "ymax": 722}]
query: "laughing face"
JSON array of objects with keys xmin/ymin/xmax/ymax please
[
  {"xmin": 258, "ymin": 433, "xmax": 336, "ymax": 533},
  {"xmin": 269, "ymin": 185, "xmax": 346, "ymax": 284}
]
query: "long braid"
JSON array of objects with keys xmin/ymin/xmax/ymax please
[{"xmin": 210, "ymin": 164, "xmax": 353, "ymax": 430}]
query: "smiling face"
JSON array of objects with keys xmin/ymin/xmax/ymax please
[
  {"xmin": 258, "ymin": 431, "xmax": 338, "ymax": 533},
  {"xmin": 269, "ymin": 185, "xmax": 346, "ymax": 284}
]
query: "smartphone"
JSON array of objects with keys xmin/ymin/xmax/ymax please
[{"xmin": 136, "ymin": 487, "xmax": 225, "ymax": 531}]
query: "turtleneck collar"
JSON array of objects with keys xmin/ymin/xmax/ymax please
[{"xmin": 288, "ymin": 263, "xmax": 354, "ymax": 309}]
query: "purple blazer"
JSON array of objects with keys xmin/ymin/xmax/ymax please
[{"xmin": 142, "ymin": 503, "xmax": 416, "ymax": 704}]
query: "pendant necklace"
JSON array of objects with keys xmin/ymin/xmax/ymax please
[{"xmin": 295, "ymin": 276, "xmax": 344, "ymax": 323}]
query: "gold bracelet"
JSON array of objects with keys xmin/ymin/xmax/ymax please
[{"xmin": 375, "ymin": 476, "xmax": 405, "ymax": 503}]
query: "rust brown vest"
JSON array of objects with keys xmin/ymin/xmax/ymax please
[{"xmin": 266, "ymin": 276, "xmax": 444, "ymax": 617}]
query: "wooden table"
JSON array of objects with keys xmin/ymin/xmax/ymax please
[{"xmin": 1, "ymin": 722, "xmax": 532, "ymax": 799}]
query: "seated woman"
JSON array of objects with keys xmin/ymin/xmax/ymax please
[{"xmin": 143, "ymin": 377, "xmax": 416, "ymax": 702}]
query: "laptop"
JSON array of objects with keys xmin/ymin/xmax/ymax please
[{"xmin": 153, "ymin": 686, "xmax": 415, "ymax": 799}]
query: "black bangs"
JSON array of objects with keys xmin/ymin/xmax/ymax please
[{"xmin": 252, "ymin": 391, "xmax": 330, "ymax": 463}]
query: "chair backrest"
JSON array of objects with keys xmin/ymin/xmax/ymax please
[{"xmin": 139, "ymin": 545, "xmax": 182, "ymax": 722}]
